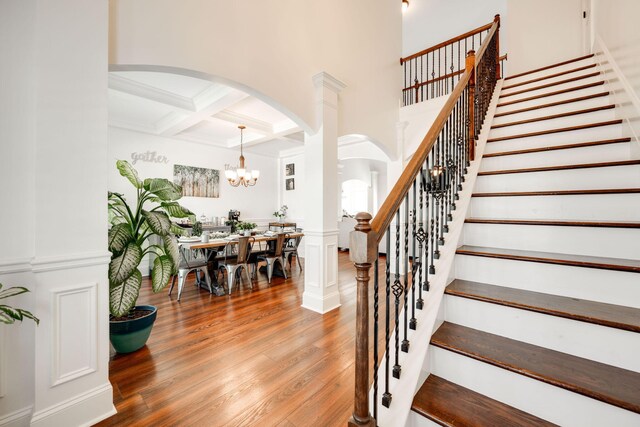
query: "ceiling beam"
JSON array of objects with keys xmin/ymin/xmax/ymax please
[{"xmin": 108, "ymin": 73, "xmax": 196, "ymax": 111}]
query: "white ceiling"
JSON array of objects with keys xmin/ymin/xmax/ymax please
[{"xmin": 108, "ymin": 71, "xmax": 303, "ymax": 157}]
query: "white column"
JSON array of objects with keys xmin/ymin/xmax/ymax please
[
  {"xmin": 370, "ymin": 170, "xmax": 379, "ymax": 215},
  {"xmin": 302, "ymin": 72, "xmax": 346, "ymax": 314}
]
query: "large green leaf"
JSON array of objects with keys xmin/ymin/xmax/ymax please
[
  {"xmin": 109, "ymin": 270, "xmax": 142, "ymax": 317},
  {"xmin": 143, "ymin": 178, "xmax": 182, "ymax": 201},
  {"xmin": 0, "ymin": 305, "xmax": 39, "ymax": 325},
  {"xmin": 170, "ymin": 222, "xmax": 187, "ymax": 236},
  {"xmin": 109, "ymin": 242, "xmax": 142, "ymax": 286},
  {"xmin": 163, "ymin": 235, "xmax": 180, "ymax": 274},
  {"xmin": 0, "ymin": 284, "xmax": 29, "ymax": 300},
  {"xmin": 160, "ymin": 202, "xmax": 194, "ymax": 219},
  {"xmin": 142, "ymin": 210, "xmax": 171, "ymax": 236},
  {"xmin": 116, "ymin": 160, "xmax": 143, "ymax": 189},
  {"xmin": 151, "ymin": 256, "xmax": 173, "ymax": 293},
  {"xmin": 108, "ymin": 223, "xmax": 132, "ymax": 254}
]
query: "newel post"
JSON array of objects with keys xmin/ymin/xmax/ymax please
[
  {"xmin": 348, "ymin": 212, "xmax": 377, "ymax": 427},
  {"xmin": 466, "ymin": 50, "xmax": 476, "ymax": 161},
  {"xmin": 494, "ymin": 14, "xmax": 501, "ymax": 80}
]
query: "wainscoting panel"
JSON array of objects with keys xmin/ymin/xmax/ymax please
[{"xmin": 51, "ymin": 283, "xmax": 97, "ymax": 387}]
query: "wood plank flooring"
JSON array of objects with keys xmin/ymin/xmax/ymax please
[{"xmin": 97, "ymin": 252, "xmax": 370, "ymax": 427}]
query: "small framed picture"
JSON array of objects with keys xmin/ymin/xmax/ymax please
[
  {"xmin": 285, "ymin": 163, "xmax": 295, "ymax": 176},
  {"xmin": 286, "ymin": 178, "xmax": 295, "ymax": 191}
]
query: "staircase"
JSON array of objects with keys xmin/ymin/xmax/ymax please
[{"xmin": 411, "ymin": 54, "xmax": 640, "ymax": 426}]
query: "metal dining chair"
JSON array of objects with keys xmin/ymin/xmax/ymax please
[
  {"xmin": 168, "ymin": 243, "xmax": 213, "ymax": 301},
  {"xmin": 284, "ymin": 234, "xmax": 303, "ymax": 272},
  {"xmin": 217, "ymin": 236, "xmax": 254, "ymax": 294},
  {"xmin": 257, "ymin": 232, "xmax": 288, "ymax": 283}
]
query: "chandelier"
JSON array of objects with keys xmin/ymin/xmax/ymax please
[{"xmin": 224, "ymin": 125, "xmax": 260, "ymax": 187}]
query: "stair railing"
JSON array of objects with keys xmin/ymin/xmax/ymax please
[
  {"xmin": 401, "ymin": 15, "xmax": 502, "ymax": 106},
  {"xmin": 348, "ymin": 16, "xmax": 501, "ymax": 427}
]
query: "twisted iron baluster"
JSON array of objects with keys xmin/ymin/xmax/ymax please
[
  {"xmin": 410, "ymin": 180, "xmax": 418, "ymax": 329},
  {"xmin": 373, "ymin": 257, "xmax": 379, "ymax": 419},
  {"xmin": 382, "ymin": 228, "xmax": 392, "ymax": 408},
  {"xmin": 429, "ymin": 148, "xmax": 436, "ymax": 273},
  {"xmin": 402, "ymin": 195, "xmax": 410, "ymax": 353},
  {"xmin": 392, "ymin": 210, "xmax": 402, "ymax": 379},
  {"xmin": 433, "ymin": 135, "xmax": 441, "ymax": 260}
]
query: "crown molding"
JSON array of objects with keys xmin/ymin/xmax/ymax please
[{"xmin": 312, "ymin": 72, "xmax": 347, "ymax": 93}]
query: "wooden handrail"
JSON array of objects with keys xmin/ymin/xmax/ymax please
[
  {"xmin": 475, "ymin": 15, "xmax": 500, "ymax": 65},
  {"xmin": 371, "ymin": 67, "xmax": 473, "ymax": 240},
  {"xmin": 400, "ymin": 21, "xmax": 493, "ymax": 64}
]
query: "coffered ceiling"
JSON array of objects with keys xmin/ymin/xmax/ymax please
[{"xmin": 108, "ymin": 71, "xmax": 305, "ymax": 157}]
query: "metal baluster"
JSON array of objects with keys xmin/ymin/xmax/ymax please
[
  {"xmin": 438, "ymin": 132, "xmax": 446, "ymax": 247},
  {"xmin": 373, "ymin": 257, "xmax": 379, "ymax": 419},
  {"xmin": 433, "ymin": 134, "xmax": 442, "ymax": 259},
  {"xmin": 392, "ymin": 210, "xmax": 402, "ymax": 379},
  {"xmin": 450, "ymin": 42, "xmax": 455, "ymax": 93},
  {"xmin": 417, "ymin": 167, "xmax": 427, "ymax": 299},
  {"xmin": 410, "ymin": 180, "xmax": 418, "ymax": 329},
  {"xmin": 402, "ymin": 195, "xmax": 410, "ymax": 353},
  {"xmin": 431, "ymin": 52, "xmax": 435, "ymax": 99},
  {"xmin": 428, "ymin": 147, "xmax": 436, "ymax": 274},
  {"xmin": 382, "ymin": 228, "xmax": 392, "ymax": 408}
]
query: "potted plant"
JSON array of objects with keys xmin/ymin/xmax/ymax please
[
  {"xmin": 191, "ymin": 221, "xmax": 203, "ymax": 237},
  {"xmin": 108, "ymin": 160, "xmax": 194, "ymax": 353},
  {"xmin": 273, "ymin": 205, "xmax": 288, "ymax": 222},
  {"xmin": 0, "ymin": 284, "xmax": 39, "ymax": 325},
  {"xmin": 236, "ymin": 221, "xmax": 257, "ymax": 236}
]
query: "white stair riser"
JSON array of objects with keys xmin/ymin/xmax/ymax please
[
  {"xmin": 430, "ymin": 346, "xmax": 640, "ymax": 427},
  {"xmin": 492, "ymin": 97, "xmax": 612, "ymax": 126},
  {"xmin": 499, "ymin": 75, "xmax": 603, "ymax": 104},
  {"xmin": 408, "ymin": 412, "xmax": 441, "ymax": 427},
  {"xmin": 501, "ymin": 66, "xmax": 600, "ymax": 96},
  {"xmin": 486, "ymin": 124, "xmax": 623, "ymax": 153},
  {"xmin": 462, "ymin": 222, "xmax": 640, "ymax": 259},
  {"xmin": 497, "ymin": 83, "xmax": 607, "ymax": 112},
  {"xmin": 474, "ymin": 165, "xmax": 640, "ymax": 193},
  {"xmin": 444, "ymin": 295, "xmax": 640, "ymax": 371},
  {"xmin": 488, "ymin": 109, "xmax": 617, "ymax": 139},
  {"xmin": 454, "ymin": 255, "xmax": 640, "ymax": 308},
  {"xmin": 505, "ymin": 58, "xmax": 596, "ymax": 87},
  {"xmin": 480, "ymin": 142, "xmax": 633, "ymax": 171},
  {"xmin": 468, "ymin": 193, "xmax": 640, "ymax": 221}
]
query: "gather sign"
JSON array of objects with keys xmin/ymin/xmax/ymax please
[{"xmin": 131, "ymin": 151, "xmax": 169, "ymax": 165}]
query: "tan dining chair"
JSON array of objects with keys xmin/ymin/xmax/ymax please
[
  {"xmin": 217, "ymin": 236, "xmax": 254, "ymax": 294},
  {"xmin": 168, "ymin": 244, "xmax": 213, "ymax": 301},
  {"xmin": 257, "ymin": 232, "xmax": 288, "ymax": 283}
]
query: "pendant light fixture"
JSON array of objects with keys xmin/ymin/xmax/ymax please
[{"xmin": 224, "ymin": 125, "xmax": 260, "ymax": 187}]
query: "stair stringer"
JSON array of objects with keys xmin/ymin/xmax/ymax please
[{"xmin": 370, "ymin": 80, "xmax": 504, "ymax": 427}]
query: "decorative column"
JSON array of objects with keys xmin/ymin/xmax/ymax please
[
  {"xmin": 370, "ymin": 170, "xmax": 379, "ymax": 215},
  {"xmin": 302, "ymin": 72, "xmax": 346, "ymax": 313}
]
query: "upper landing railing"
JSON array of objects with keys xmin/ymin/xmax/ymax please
[
  {"xmin": 348, "ymin": 15, "xmax": 501, "ymax": 427},
  {"xmin": 402, "ymin": 15, "xmax": 506, "ymax": 106}
]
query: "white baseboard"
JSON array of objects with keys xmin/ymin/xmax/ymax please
[
  {"xmin": 0, "ymin": 406, "xmax": 32, "ymax": 427},
  {"xmin": 29, "ymin": 383, "xmax": 115, "ymax": 427}
]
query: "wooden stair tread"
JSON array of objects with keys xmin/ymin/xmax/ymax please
[
  {"xmin": 494, "ymin": 92, "xmax": 610, "ymax": 118},
  {"xmin": 446, "ymin": 280, "xmax": 640, "ymax": 333},
  {"xmin": 455, "ymin": 245, "xmax": 640, "ymax": 273},
  {"xmin": 478, "ymin": 159, "xmax": 640, "ymax": 176},
  {"xmin": 505, "ymin": 54, "xmax": 595, "ymax": 81},
  {"xmin": 500, "ymin": 72, "xmax": 601, "ymax": 99},
  {"xmin": 491, "ymin": 105, "xmax": 615, "ymax": 130},
  {"xmin": 483, "ymin": 137, "xmax": 631, "ymax": 158},
  {"xmin": 502, "ymin": 64, "xmax": 597, "ymax": 90},
  {"xmin": 497, "ymin": 81, "xmax": 605, "ymax": 108},
  {"xmin": 412, "ymin": 375, "xmax": 557, "ymax": 427},
  {"xmin": 472, "ymin": 188, "xmax": 640, "ymax": 197},
  {"xmin": 431, "ymin": 322, "xmax": 640, "ymax": 413},
  {"xmin": 487, "ymin": 120, "xmax": 622, "ymax": 143},
  {"xmin": 465, "ymin": 218, "xmax": 640, "ymax": 229}
]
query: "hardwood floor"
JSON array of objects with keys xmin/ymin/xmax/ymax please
[{"xmin": 97, "ymin": 252, "xmax": 366, "ymax": 427}]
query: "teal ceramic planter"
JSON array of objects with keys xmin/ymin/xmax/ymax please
[{"xmin": 109, "ymin": 305, "xmax": 157, "ymax": 354}]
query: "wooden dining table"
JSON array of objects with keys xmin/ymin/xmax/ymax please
[{"xmin": 183, "ymin": 232, "xmax": 304, "ymax": 251}]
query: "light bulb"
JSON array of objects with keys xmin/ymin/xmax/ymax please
[
  {"xmin": 402, "ymin": 0, "xmax": 409, "ymax": 12},
  {"xmin": 252, "ymin": 170, "xmax": 260, "ymax": 179}
]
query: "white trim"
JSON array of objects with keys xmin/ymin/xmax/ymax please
[
  {"xmin": 0, "ymin": 327, "xmax": 4, "ymax": 398},
  {"xmin": 50, "ymin": 283, "xmax": 98, "ymax": 387},
  {"xmin": 302, "ymin": 229, "xmax": 339, "ymax": 237},
  {"xmin": 31, "ymin": 251, "xmax": 111, "ymax": 273},
  {"xmin": 0, "ymin": 406, "xmax": 33, "ymax": 427},
  {"xmin": 312, "ymin": 72, "xmax": 347, "ymax": 93},
  {"xmin": 30, "ymin": 383, "xmax": 115, "ymax": 427},
  {"xmin": 0, "ymin": 258, "xmax": 32, "ymax": 275}
]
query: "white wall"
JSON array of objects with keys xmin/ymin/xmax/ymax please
[
  {"xmin": 108, "ymin": 127, "xmax": 279, "ymax": 225},
  {"xmin": 0, "ymin": 0, "xmax": 114, "ymax": 425},
  {"xmin": 402, "ymin": 0, "xmax": 507, "ymax": 58},
  {"xmin": 591, "ymin": 0, "xmax": 640, "ymax": 154},
  {"xmin": 109, "ymin": 0, "xmax": 402, "ymax": 156},
  {"xmin": 278, "ymin": 151, "xmax": 305, "ymax": 226},
  {"xmin": 506, "ymin": 0, "xmax": 583, "ymax": 75}
]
